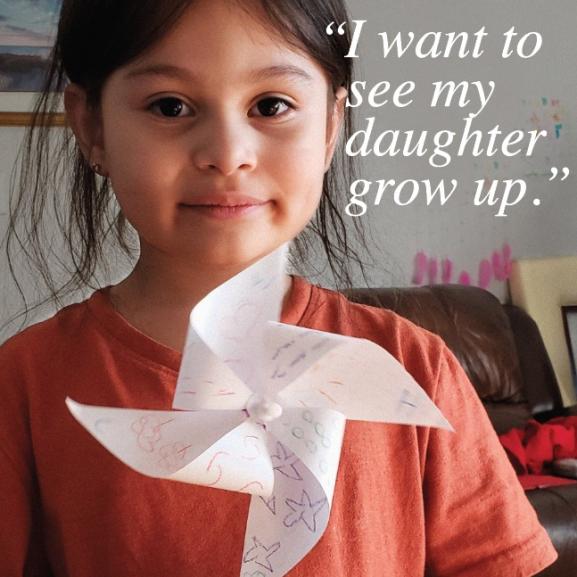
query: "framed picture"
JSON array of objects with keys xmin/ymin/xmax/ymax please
[
  {"xmin": 562, "ymin": 305, "xmax": 577, "ymax": 396},
  {"xmin": 0, "ymin": 0, "xmax": 64, "ymax": 126}
]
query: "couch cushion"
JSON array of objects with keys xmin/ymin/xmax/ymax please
[
  {"xmin": 484, "ymin": 402, "xmax": 532, "ymax": 435},
  {"xmin": 345, "ymin": 285, "xmax": 525, "ymax": 403}
]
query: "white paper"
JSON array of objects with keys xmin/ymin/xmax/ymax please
[{"xmin": 67, "ymin": 242, "xmax": 451, "ymax": 576}]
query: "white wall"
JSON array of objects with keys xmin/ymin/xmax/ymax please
[
  {"xmin": 343, "ymin": 0, "xmax": 577, "ymax": 296},
  {"xmin": 0, "ymin": 127, "xmax": 27, "ymax": 332}
]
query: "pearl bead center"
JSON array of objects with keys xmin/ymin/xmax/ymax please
[{"xmin": 246, "ymin": 395, "xmax": 283, "ymax": 424}]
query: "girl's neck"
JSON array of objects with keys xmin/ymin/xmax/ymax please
[{"xmin": 107, "ymin": 249, "xmax": 293, "ymax": 352}]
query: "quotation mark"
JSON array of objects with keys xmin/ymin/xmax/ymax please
[
  {"xmin": 325, "ymin": 21, "xmax": 347, "ymax": 36},
  {"xmin": 533, "ymin": 167, "xmax": 571, "ymax": 206},
  {"xmin": 549, "ymin": 167, "xmax": 570, "ymax": 181}
]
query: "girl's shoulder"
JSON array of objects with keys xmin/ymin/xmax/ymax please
[
  {"xmin": 0, "ymin": 293, "xmax": 96, "ymax": 366},
  {"xmin": 299, "ymin": 277, "xmax": 443, "ymax": 342},
  {"xmin": 296, "ymin": 277, "xmax": 447, "ymax": 374}
]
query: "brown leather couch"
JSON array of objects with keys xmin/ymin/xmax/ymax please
[{"xmin": 344, "ymin": 284, "xmax": 577, "ymax": 577}]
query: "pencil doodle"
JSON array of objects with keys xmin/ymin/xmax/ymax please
[
  {"xmin": 271, "ymin": 442, "xmax": 303, "ymax": 481},
  {"xmin": 131, "ymin": 416, "xmax": 174, "ymax": 453},
  {"xmin": 243, "ymin": 537, "xmax": 281, "ymax": 572},
  {"xmin": 283, "ymin": 490, "xmax": 327, "ymax": 533}
]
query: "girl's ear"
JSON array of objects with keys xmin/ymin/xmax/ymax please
[
  {"xmin": 324, "ymin": 86, "xmax": 348, "ymax": 172},
  {"xmin": 64, "ymin": 83, "xmax": 107, "ymax": 173}
]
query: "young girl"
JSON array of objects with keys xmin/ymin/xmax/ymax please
[{"xmin": 1, "ymin": 0, "xmax": 557, "ymax": 576}]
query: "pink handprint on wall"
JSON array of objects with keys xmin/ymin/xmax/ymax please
[{"xmin": 412, "ymin": 243, "xmax": 512, "ymax": 290}]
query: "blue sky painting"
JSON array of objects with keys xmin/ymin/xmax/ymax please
[{"xmin": 0, "ymin": 0, "xmax": 62, "ymax": 91}]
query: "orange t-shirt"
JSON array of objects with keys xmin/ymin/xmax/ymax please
[{"xmin": 0, "ymin": 276, "xmax": 557, "ymax": 577}]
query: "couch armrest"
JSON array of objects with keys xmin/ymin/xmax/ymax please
[{"xmin": 526, "ymin": 485, "xmax": 577, "ymax": 576}]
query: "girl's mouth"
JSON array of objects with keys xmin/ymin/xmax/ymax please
[{"xmin": 179, "ymin": 201, "xmax": 271, "ymax": 220}]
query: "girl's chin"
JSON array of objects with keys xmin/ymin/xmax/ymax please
[{"xmin": 166, "ymin": 240, "xmax": 286, "ymax": 269}]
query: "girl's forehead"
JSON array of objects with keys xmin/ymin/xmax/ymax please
[{"xmin": 120, "ymin": 0, "xmax": 326, "ymax": 88}]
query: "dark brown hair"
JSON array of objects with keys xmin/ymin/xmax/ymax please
[{"xmin": 5, "ymin": 0, "xmax": 371, "ymax": 328}]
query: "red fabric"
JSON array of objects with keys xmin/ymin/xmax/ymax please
[
  {"xmin": 498, "ymin": 419, "xmax": 577, "ymax": 485},
  {"xmin": 0, "ymin": 276, "xmax": 557, "ymax": 577},
  {"xmin": 499, "ymin": 428, "xmax": 527, "ymax": 474}
]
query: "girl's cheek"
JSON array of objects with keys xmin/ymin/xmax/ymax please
[{"xmin": 106, "ymin": 131, "xmax": 182, "ymax": 185}]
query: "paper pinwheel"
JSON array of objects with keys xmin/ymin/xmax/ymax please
[{"xmin": 66, "ymin": 244, "xmax": 451, "ymax": 576}]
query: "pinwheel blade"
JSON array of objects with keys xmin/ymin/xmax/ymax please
[
  {"xmin": 242, "ymin": 437, "xmax": 332, "ymax": 576},
  {"xmin": 66, "ymin": 399, "xmax": 272, "ymax": 492},
  {"xmin": 268, "ymin": 407, "xmax": 346, "ymax": 503},
  {"xmin": 191, "ymin": 244, "xmax": 288, "ymax": 394},
  {"xmin": 278, "ymin": 339, "xmax": 453, "ymax": 430},
  {"xmin": 170, "ymin": 419, "xmax": 275, "ymax": 495},
  {"xmin": 174, "ymin": 332, "xmax": 252, "ymax": 411},
  {"xmin": 262, "ymin": 322, "xmax": 344, "ymax": 398}
]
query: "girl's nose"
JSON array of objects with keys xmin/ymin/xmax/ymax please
[{"xmin": 192, "ymin": 114, "xmax": 258, "ymax": 176}]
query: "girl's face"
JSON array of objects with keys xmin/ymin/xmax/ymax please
[{"xmin": 71, "ymin": 0, "xmax": 346, "ymax": 269}]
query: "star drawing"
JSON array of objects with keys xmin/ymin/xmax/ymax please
[
  {"xmin": 271, "ymin": 441, "xmax": 302, "ymax": 481},
  {"xmin": 259, "ymin": 495, "xmax": 277, "ymax": 515},
  {"xmin": 283, "ymin": 490, "xmax": 327, "ymax": 533},
  {"xmin": 243, "ymin": 536, "xmax": 281, "ymax": 572}
]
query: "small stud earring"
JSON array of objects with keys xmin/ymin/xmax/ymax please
[{"xmin": 92, "ymin": 163, "xmax": 102, "ymax": 174}]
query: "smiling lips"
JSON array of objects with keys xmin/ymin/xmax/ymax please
[{"xmin": 180, "ymin": 193, "xmax": 271, "ymax": 220}]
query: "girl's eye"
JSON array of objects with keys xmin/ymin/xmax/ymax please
[
  {"xmin": 147, "ymin": 96, "xmax": 293, "ymax": 120},
  {"xmin": 148, "ymin": 97, "xmax": 192, "ymax": 118},
  {"xmin": 251, "ymin": 97, "xmax": 293, "ymax": 118}
]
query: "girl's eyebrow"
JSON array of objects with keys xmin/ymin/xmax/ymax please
[{"xmin": 123, "ymin": 63, "xmax": 314, "ymax": 84}]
